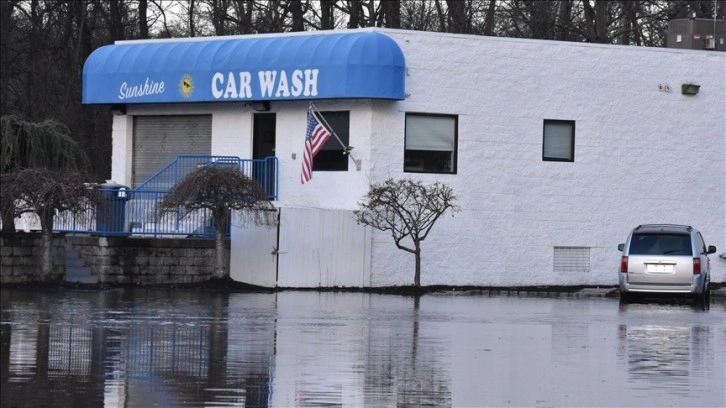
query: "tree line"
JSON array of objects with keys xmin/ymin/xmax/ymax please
[{"xmin": 1, "ymin": 0, "xmax": 723, "ymax": 180}]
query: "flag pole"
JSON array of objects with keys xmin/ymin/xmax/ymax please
[{"xmin": 309, "ymin": 102, "xmax": 361, "ymax": 170}]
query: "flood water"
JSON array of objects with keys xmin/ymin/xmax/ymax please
[{"xmin": 1, "ymin": 287, "xmax": 724, "ymax": 408}]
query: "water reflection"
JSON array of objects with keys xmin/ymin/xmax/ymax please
[
  {"xmin": 616, "ymin": 302, "xmax": 719, "ymax": 400},
  {"xmin": 1, "ymin": 288, "xmax": 724, "ymax": 407}
]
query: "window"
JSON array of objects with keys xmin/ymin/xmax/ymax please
[
  {"xmin": 543, "ymin": 119, "xmax": 575, "ymax": 162},
  {"xmin": 696, "ymin": 232, "xmax": 707, "ymax": 254},
  {"xmin": 629, "ymin": 233, "xmax": 692, "ymax": 256},
  {"xmin": 405, "ymin": 113, "xmax": 457, "ymax": 174},
  {"xmin": 314, "ymin": 111, "xmax": 349, "ymax": 171}
]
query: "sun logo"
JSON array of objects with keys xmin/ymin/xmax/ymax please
[{"xmin": 179, "ymin": 74, "xmax": 193, "ymax": 98}]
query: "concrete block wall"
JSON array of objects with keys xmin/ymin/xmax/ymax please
[
  {"xmin": 1, "ymin": 234, "xmax": 228, "ymax": 285},
  {"xmin": 0, "ymin": 233, "xmax": 65, "ymax": 283},
  {"xmin": 365, "ymin": 30, "xmax": 725, "ymax": 287},
  {"xmin": 66, "ymin": 236, "xmax": 228, "ymax": 285}
]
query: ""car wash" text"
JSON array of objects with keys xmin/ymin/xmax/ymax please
[{"xmin": 212, "ymin": 69, "xmax": 319, "ymax": 99}]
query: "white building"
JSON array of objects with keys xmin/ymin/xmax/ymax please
[{"xmin": 83, "ymin": 28, "xmax": 726, "ymax": 288}]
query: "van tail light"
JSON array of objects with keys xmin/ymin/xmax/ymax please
[
  {"xmin": 620, "ymin": 256, "xmax": 628, "ymax": 273},
  {"xmin": 693, "ymin": 258, "xmax": 701, "ymax": 275}
]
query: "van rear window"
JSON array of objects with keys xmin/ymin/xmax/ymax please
[{"xmin": 629, "ymin": 233, "xmax": 692, "ymax": 255}]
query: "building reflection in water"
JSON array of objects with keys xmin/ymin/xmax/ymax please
[
  {"xmin": 1, "ymin": 289, "xmax": 724, "ymax": 407},
  {"xmin": 1, "ymin": 289, "xmax": 451, "ymax": 407}
]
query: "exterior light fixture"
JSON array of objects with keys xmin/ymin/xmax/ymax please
[
  {"xmin": 110, "ymin": 104, "xmax": 126, "ymax": 115},
  {"xmin": 681, "ymin": 83, "xmax": 700, "ymax": 95},
  {"xmin": 251, "ymin": 101, "xmax": 271, "ymax": 111}
]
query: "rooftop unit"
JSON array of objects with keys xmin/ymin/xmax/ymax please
[{"xmin": 667, "ymin": 18, "xmax": 726, "ymax": 51}]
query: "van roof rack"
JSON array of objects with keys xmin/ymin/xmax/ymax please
[{"xmin": 635, "ymin": 224, "xmax": 692, "ymax": 231}]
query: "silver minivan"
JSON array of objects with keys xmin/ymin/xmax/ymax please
[{"xmin": 618, "ymin": 224, "xmax": 717, "ymax": 302}]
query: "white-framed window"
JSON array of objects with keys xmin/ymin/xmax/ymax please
[
  {"xmin": 543, "ymin": 119, "xmax": 575, "ymax": 162},
  {"xmin": 404, "ymin": 113, "xmax": 457, "ymax": 174}
]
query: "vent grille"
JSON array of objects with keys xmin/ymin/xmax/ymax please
[{"xmin": 554, "ymin": 247, "xmax": 591, "ymax": 273}]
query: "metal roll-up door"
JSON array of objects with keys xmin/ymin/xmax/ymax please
[{"xmin": 132, "ymin": 115, "xmax": 212, "ymax": 187}]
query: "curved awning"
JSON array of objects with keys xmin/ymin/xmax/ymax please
[{"xmin": 82, "ymin": 31, "xmax": 406, "ymax": 104}]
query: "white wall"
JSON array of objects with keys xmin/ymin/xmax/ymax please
[
  {"xmin": 271, "ymin": 100, "xmax": 376, "ymax": 209},
  {"xmin": 365, "ymin": 30, "xmax": 725, "ymax": 286}
]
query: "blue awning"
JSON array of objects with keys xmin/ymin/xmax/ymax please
[{"xmin": 82, "ymin": 31, "xmax": 406, "ymax": 104}]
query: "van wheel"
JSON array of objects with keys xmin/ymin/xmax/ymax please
[
  {"xmin": 694, "ymin": 280, "xmax": 710, "ymax": 305},
  {"xmin": 619, "ymin": 291, "xmax": 633, "ymax": 304}
]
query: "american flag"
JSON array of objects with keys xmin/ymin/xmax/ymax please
[{"xmin": 301, "ymin": 108, "xmax": 331, "ymax": 184}]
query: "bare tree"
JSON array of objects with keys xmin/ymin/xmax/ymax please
[
  {"xmin": 139, "ymin": 0, "xmax": 149, "ymax": 38},
  {"xmin": 1, "ymin": 168, "xmax": 101, "ymax": 278},
  {"xmin": 354, "ymin": 178, "xmax": 458, "ymax": 288},
  {"xmin": 289, "ymin": 0, "xmax": 305, "ymax": 31},
  {"xmin": 482, "ymin": 0, "xmax": 497, "ymax": 35},
  {"xmin": 400, "ymin": 0, "xmax": 440, "ymax": 31},
  {"xmin": 158, "ymin": 165, "xmax": 277, "ymax": 279},
  {"xmin": 209, "ymin": 0, "xmax": 231, "ymax": 35},
  {"xmin": 581, "ymin": 0, "xmax": 613, "ymax": 43},
  {"xmin": 108, "ymin": 0, "xmax": 126, "ymax": 41},
  {"xmin": 379, "ymin": 0, "xmax": 401, "ymax": 28},
  {"xmin": 2, "ymin": 1, "xmax": 113, "ymax": 178},
  {"xmin": 319, "ymin": 0, "xmax": 336, "ymax": 29},
  {"xmin": 190, "ymin": 0, "xmax": 197, "ymax": 36},
  {"xmin": 446, "ymin": 0, "xmax": 470, "ymax": 33},
  {"xmin": 346, "ymin": 0, "xmax": 365, "ymax": 28},
  {"xmin": 0, "ymin": 115, "xmax": 91, "ymax": 232},
  {"xmin": 0, "ymin": 0, "xmax": 18, "ymax": 116},
  {"xmin": 556, "ymin": 0, "xmax": 574, "ymax": 41}
]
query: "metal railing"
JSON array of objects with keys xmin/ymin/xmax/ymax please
[
  {"xmin": 136, "ymin": 155, "xmax": 278, "ymax": 200},
  {"xmin": 54, "ymin": 188, "xmax": 224, "ymax": 238},
  {"xmin": 54, "ymin": 155, "xmax": 278, "ymax": 238}
]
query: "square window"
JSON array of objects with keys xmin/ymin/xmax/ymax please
[
  {"xmin": 405, "ymin": 113, "xmax": 457, "ymax": 174},
  {"xmin": 543, "ymin": 119, "xmax": 575, "ymax": 162},
  {"xmin": 314, "ymin": 111, "xmax": 349, "ymax": 171}
]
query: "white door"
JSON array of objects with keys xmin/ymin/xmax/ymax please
[
  {"xmin": 229, "ymin": 210, "xmax": 279, "ymax": 287},
  {"xmin": 277, "ymin": 207, "xmax": 371, "ymax": 288}
]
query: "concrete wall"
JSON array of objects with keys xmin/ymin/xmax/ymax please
[
  {"xmin": 67, "ymin": 236, "xmax": 228, "ymax": 284},
  {"xmin": 0, "ymin": 233, "xmax": 228, "ymax": 285},
  {"xmin": 0, "ymin": 233, "xmax": 65, "ymax": 283},
  {"xmin": 107, "ymin": 28, "xmax": 726, "ymax": 288}
]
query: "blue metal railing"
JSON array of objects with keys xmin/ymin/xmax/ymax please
[
  {"xmin": 135, "ymin": 155, "xmax": 278, "ymax": 200},
  {"xmin": 54, "ymin": 155, "xmax": 278, "ymax": 238}
]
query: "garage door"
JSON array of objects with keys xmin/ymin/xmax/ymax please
[{"xmin": 132, "ymin": 115, "xmax": 212, "ymax": 187}]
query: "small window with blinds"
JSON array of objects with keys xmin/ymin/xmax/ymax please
[
  {"xmin": 553, "ymin": 246, "xmax": 590, "ymax": 273},
  {"xmin": 404, "ymin": 113, "xmax": 457, "ymax": 174},
  {"xmin": 543, "ymin": 119, "xmax": 575, "ymax": 162}
]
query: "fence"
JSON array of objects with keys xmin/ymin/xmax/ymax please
[{"xmin": 53, "ymin": 155, "xmax": 278, "ymax": 238}]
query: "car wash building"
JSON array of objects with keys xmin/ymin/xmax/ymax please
[{"xmin": 82, "ymin": 28, "xmax": 726, "ymax": 288}]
